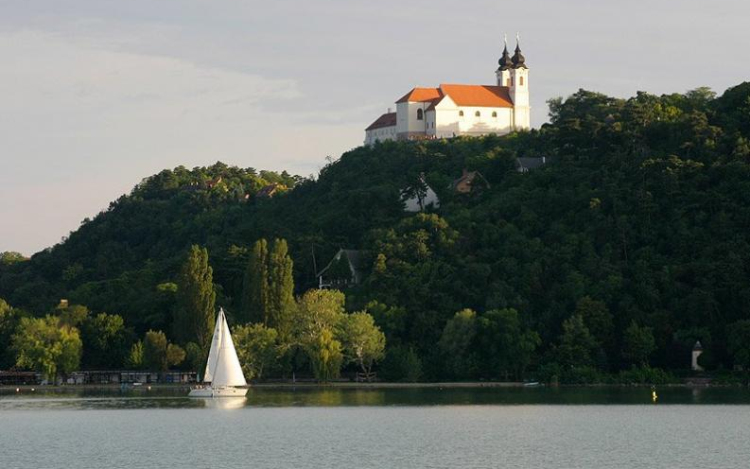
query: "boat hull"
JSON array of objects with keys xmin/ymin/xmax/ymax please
[{"xmin": 188, "ymin": 386, "xmax": 248, "ymax": 398}]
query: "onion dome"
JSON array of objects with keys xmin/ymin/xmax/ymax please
[
  {"xmin": 498, "ymin": 43, "xmax": 512, "ymax": 71},
  {"xmin": 512, "ymin": 42, "xmax": 527, "ymax": 69}
]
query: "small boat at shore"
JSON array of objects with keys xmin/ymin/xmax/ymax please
[{"xmin": 188, "ymin": 308, "xmax": 248, "ymax": 398}]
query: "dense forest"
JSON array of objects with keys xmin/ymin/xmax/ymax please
[{"xmin": 3, "ymin": 82, "xmax": 750, "ymax": 384}]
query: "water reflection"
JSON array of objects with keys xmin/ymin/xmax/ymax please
[
  {"xmin": 1, "ymin": 385, "xmax": 749, "ymax": 410},
  {"xmin": 201, "ymin": 397, "xmax": 247, "ymax": 410}
]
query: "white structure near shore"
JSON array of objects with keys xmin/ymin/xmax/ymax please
[{"xmin": 365, "ymin": 38, "xmax": 530, "ymax": 145}]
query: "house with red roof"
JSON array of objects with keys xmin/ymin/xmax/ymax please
[{"xmin": 364, "ymin": 38, "xmax": 530, "ymax": 145}]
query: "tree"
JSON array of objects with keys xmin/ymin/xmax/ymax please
[
  {"xmin": 575, "ymin": 296, "xmax": 614, "ymax": 348},
  {"xmin": 340, "ymin": 312, "xmax": 386, "ymax": 379},
  {"xmin": 241, "ymin": 239, "xmax": 269, "ymax": 324},
  {"xmin": 622, "ymin": 321, "xmax": 656, "ymax": 366},
  {"xmin": 57, "ymin": 304, "xmax": 90, "ymax": 327},
  {"xmin": 0, "ymin": 298, "xmax": 28, "ymax": 369},
  {"xmin": 477, "ymin": 308, "xmax": 540, "ymax": 379},
  {"xmin": 166, "ymin": 343, "xmax": 186, "ymax": 368},
  {"xmin": 438, "ymin": 309, "xmax": 478, "ymax": 379},
  {"xmin": 555, "ymin": 314, "xmax": 598, "ymax": 368},
  {"xmin": 307, "ymin": 328, "xmax": 343, "ymax": 382},
  {"xmin": 143, "ymin": 330, "xmax": 169, "ymax": 371},
  {"xmin": 267, "ymin": 239, "xmax": 295, "ymax": 340},
  {"xmin": 233, "ymin": 323, "xmax": 278, "ymax": 380},
  {"xmin": 184, "ymin": 342, "xmax": 204, "ymax": 374},
  {"xmin": 12, "ymin": 316, "xmax": 82, "ymax": 381},
  {"xmin": 80, "ymin": 312, "xmax": 132, "ymax": 369},
  {"xmin": 174, "ymin": 245, "xmax": 216, "ymax": 350},
  {"xmin": 0, "ymin": 251, "xmax": 27, "ymax": 265},
  {"xmin": 294, "ymin": 289, "xmax": 346, "ymax": 342},
  {"xmin": 127, "ymin": 341, "xmax": 144, "ymax": 369},
  {"xmin": 293, "ymin": 289, "xmax": 346, "ymax": 380},
  {"xmin": 726, "ymin": 320, "xmax": 750, "ymax": 373}
]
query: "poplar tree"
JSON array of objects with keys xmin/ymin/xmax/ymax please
[
  {"xmin": 175, "ymin": 245, "xmax": 216, "ymax": 350},
  {"xmin": 267, "ymin": 239, "xmax": 295, "ymax": 340},
  {"xmin": 241, "ymin": 239, "xmax": 270, "ymax": 325}
]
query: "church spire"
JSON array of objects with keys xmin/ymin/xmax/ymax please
[
  {"xmin": 498, "ymin": 34, "xmax": 512, "ymax": 71},
  {"xmin": 511, "ymin": 34, "xmax": 527, "ymax": 69}
]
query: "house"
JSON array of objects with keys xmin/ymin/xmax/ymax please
[
  {"xmin": 516, "ymin": 156, "xmax": 548, "ymax": 172},
  {"xmin": 452, "ymin": 169, "xmax": 490, "ymax": 194},
  {"xmin": 402, "ymin": 175, "xmax": 440, "ymax": 212},
  {"xmin": 0, "ymin": 370, "xmax": 39, "ymax": 385},
  {"xmin": 365, "ymin": 37, "xmax": 530, "ymax": 144},
  {"xmin": 256, "ymin": 183, "xmax": 283, "ymax": 199},
  {"xmin": 206, "ymin": 176, "xmax": 223, "ymax": 189},
  {"xmin": 317, "ymin": 249, "xmax": 367, "ymax": 289}
]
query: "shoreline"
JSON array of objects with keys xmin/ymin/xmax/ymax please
[{"xmin": 2, "ymin": 380, "xmax": 746, "ymax": 392}]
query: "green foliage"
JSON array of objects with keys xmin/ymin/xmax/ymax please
[
  {"xmin": 166, "ymin": 343, "xmax": 186, "ymax": 368},
  {"xmin": 339, "ymin": 312, "xmax": 386, "ymax": 377},
  {"xmin": 293, "ymin": 289, "xmax": 345, "ymax": 379},
  {"xmin": 727, "ymin": 320, "xmax": 750, "ymax": 371},
  {"xmin": 438, "ymin": 309, "xmax": 478, "ymax": 379},
  {"xmin": 127, "ymin": 340, "xmax": 144, "ymax": 369},
  {"xmin": 622, "ymin": 321, "xmax": 656, "ymax": 367},
  {"xmin": 306, "ymin": 328, "xmax": 343, "ymax": 382},
  {"xmin": 80, "ymin": 312, "xmax": 133, "ymax": 369},
  {"xmin": 555, "ymin": 315, "xmax": 598, "ymax": 368},
  {"xmin": 0, "ymin": 298, "xmax": 28, "ymax": 368},
  {"xmin": 233, "ymin": 323, "xmax": 278, "ymax": 380},
  {"xmin": 143, "ymin": 330, "xmax": 169, "ymax": 371},
  {"xmin": 174, "ymin": 245, "xmax": 216, "ymax": 350},
  {"xmin": 57, "ymin": 304, "xmax": 90, "ymax": 327},
  {"xmin": 241, "ymin": 239, "xmax": 269, "ymax": 324},
  {"xmin": 12, "ymin": 315, "xmax": 82, "ymax": 380},
  {"xmin": 0, "ymin": 252, "xmax": 28, "ymax": 266},
  {"xmin": 267, "ymin": 239, "xmax": 295, "ymax": 340},
  {"xmin": 477, "ymin": 308, "xmax": 540, "ymax": 380},
  {"xmin": 184, "ymin": 342, "xmax": 204, "ymax": 374},
  {"xmin": 3, "ymin": 83, "xmax": 750, "ymax": 380},
  {"xmin": 380, "ymin": 345, "xmax": 422, "ymax": 382}
]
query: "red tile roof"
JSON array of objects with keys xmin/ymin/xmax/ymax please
[
  {"xmin": 396, "ymin": 87, "xmax": 443, "ymax": 103},
  {"xmin": 439, "ymin": 84, "xmax": 513, "ymax": 108},
  {"xmin": 366, "ymin": 112, "xmax": 397, "ymax": 131}
]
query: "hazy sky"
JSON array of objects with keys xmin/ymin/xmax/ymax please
[{"xmin": 1, "ymin": 0, "xmax": 748, "ymax": 255}]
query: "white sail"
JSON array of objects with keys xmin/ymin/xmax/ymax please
[
  {"xmin": 209, "ymin": 308, "xmax": 247, "ymax": 387},
  {"xmin": 202, "ymin": 310, "xmax": 224, "ymax": 383}
]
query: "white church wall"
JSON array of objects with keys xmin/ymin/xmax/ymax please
[
  {"xmin": 365, "ymin": 125, "xmax": 397, "ymax": 145},
  {"xmin": 397, "ymin": 101, "xmax": 432, "ymax": 139}
]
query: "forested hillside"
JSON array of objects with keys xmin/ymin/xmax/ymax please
[{"xmin": 3, "ymin": 82, "xmax": 750, "ymax": 382}]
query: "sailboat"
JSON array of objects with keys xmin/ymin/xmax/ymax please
[{"xmin": 188, "ymin": 308, "xmax": 248, "ymax": 397}]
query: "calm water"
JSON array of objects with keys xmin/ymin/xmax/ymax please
[{"xmin": 2, "ymin": 386, "xmax": 750, "ymax": 468}]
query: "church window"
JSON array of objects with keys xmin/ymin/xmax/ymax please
[
  {"xmin": 459, "ymin": 111, "xmax": 464, "ymax": 117},
  {"xmin": 506, "ymin": 78, "xmax": 511, "ymax": 86},
  {"xmin": 492, "ymin": 111, "xmax": 498, "ymax": 118},
  {"xmin": 520, "ymin": 76, "xmax": 524, "ymax": 86},
  {"xmin": 475, "ymin": 111, "xmax": 481, "ymax": 117},
  {"xmin": 417, "ymin": 109, "xmax": 423, "ymax": 120}
]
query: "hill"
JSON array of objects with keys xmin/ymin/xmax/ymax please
[{"xmin": 3, "ymin": 82, "xmax": 750, "ymax": 381}]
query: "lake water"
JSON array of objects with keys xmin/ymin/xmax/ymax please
[{"xmin": 2, "ymin": 386, "xmax": 750, "ymax": 468}]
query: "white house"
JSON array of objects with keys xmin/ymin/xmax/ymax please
[
  {"xmin": 401, "ymin": 174, "xmax": 440, "ymax": 212},
  {"xmin": 365, "ymin": 38, "xmax": 530, "ymax": 145}
]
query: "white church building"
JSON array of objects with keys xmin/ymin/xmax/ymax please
[{"xmin": 365, "ymin": 39, "xmax": 530, "ymax": 145}]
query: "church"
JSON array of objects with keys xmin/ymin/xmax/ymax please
[{"xmin": 365, "ymin": 39, "xmax": 530, "ymax": 145}]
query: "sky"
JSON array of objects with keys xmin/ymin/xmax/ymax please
[{"xmin": 1, "ymin": 0, "xmax": 749, "ymax": 256}]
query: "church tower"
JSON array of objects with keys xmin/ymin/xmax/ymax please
[
  {"xmin": 508, "ymin": 38, "xmax": 530, "ymax": 130},
  {"xmin": 496, "ymin": 37, "xmax": 512, "ymax": 87}
]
